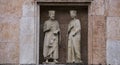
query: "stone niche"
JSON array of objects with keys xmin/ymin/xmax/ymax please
[{"xmin": 35, "ymin": 0, "xmax": 92, "ymax": 64}]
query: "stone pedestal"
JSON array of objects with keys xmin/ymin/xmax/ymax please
[{"xmin": 43, "ymin": 62, "xmax": 56, "ymax": 65}]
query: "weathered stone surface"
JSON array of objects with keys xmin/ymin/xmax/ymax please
[
  {"xmin": 107, "ymin": 17, "xmax": 120, "ymax": 40},
  {"xmin": 107, "ymin": 0, "xmax": 120, "ymax": 16},
  {"xmin": 0, "ymin": 0, "xmax": 21, "ymax": 63},
  {"xmin": 107, "ymin": 39, "xmax": 120, "ymax": 65},
  {"xmin": 1, "ymin": 0, "xmax": 120, "ymax": 64},
  {"xmin": 0, "ymin": 17, "xmax": 19, "ymax": 42},
  {"xmin": 20, "ymin": 17, "xmax": 35, "ymax": 64},
  {"xmin": 89, "ymin": 0, "xmax": 105, "ymax": 15},
  {"xmin": 92, "ymin": 16, "xmax": 106, "ymax": 64},
  {"xmin": 20, "ymin": 0, "xmax": 36, "ymax": 64},
  {"xmin": 0, "ymin": 42, "xmax": 19, "ymax": 63},
  {"xmin": 0, "ymin": 42, "xmax": 7, "ymax": 63},
  {"xmin": 88, "ymin": 15, "xmax": 93, "ymax": 64},
  {"xmin": 106, "ymin": 17, "xmax": 120, "ymax": 65},
  {"xmin": 22, "ymin": 0, "xmax": 36, "ymax": 17},
  {"xmin": 5, "ymin": 42, "xmax": 19, "ymax": 63},
  {"xmin": 0, "ymin": 0, "xmax": 23, "ymax": 17}
]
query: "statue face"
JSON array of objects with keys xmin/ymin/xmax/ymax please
[
  {"xmin": 70, "ymin": 10, "xmax": 77, "ymax": 18},
  {"xmin": 49, "ymin": 10, "xmax": 55, "ymax": 20}
]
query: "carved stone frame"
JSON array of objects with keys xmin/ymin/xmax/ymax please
[{"xmin": 34, "ymin": 0, "xmax": 92, "ymax": 64}]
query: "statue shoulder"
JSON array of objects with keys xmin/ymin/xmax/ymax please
[
  {"xmin": 55, "ymin": 20, "xmax": 59, "ymax": 24},
  {"xmin": 44, "ymin": 20, "xmax": 50, "ymax": 23},
  {"xmin": 75, "ymin": 19, "xmax": 80, "ymax": 23},
  {"xmin": 55, "ymin": 20, "xmax": 58, "ymax": 22},
  {"xmin": 44, "ymin": 20, "xmax": 51, "ymax": 25},
  {"xmin": 76, "ymin": 19, "xmax": 80, "ymax": 22}
]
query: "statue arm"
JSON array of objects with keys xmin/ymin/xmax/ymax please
[
  {"xmin": 53, "ymin": 29, "xmax": 60, "ymax": 34},
  {"xmin": 53, "ymin": 22, "xmax": 60, "ymax": 34},
  {"xmin": 73, "ymin": 20, "xmax": 81, "ymax": 36},
  {"xmin": 43, "ymin": 21, "xmax": 51, "ymax": 32},
  {"xmin": 68, "ymin": 23, "xmax": 74, "ymax": 34}
]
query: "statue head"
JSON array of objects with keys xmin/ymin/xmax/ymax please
[
  {"xmin": 48, "ymin": 10, "xmax": 55, "ymax": 20},
  {"xmin": 70, "ymin": 10, "xmax": 77, "ymax": 19}
]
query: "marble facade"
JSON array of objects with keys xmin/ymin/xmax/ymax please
[{"xmin": 0, "ymin": 0, "xmax": 120, "ymax": 65}]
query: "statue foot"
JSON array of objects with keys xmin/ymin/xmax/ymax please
[
  {"xmin": 78, "ymin": 60, "xmax": 83, "ymax": 63},
  {"xmin": 54, "ymin": 59, "xmax": 58, "ymax": 63},
  {"xmin": 74, "ymin": 60, "xmax": 83, "ymax": 63},
  {"xmin": 73, "ymin": 60, "xmax": 75, "ymax": 63},
  {"xmin": 45, "ymin": 60, "xmax": 48, "ymax": 63},
  {"xmin": 80, "ymin": 60, "xmax": 83, "ymax": 63}
]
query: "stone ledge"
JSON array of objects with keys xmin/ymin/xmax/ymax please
[{"xmin": 36, "ymin": 0, "xmax": 92, "ymax": 2}]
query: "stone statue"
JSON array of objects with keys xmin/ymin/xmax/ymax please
[
  {"xmin": 67, "ymin": 10, "xmax": 82, "ymax": 63},
  {"xmin": 43, "ymin": 10, "xmax": 60, "ymax": 63}
]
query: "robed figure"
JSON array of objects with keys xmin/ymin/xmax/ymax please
[
  {"xmin": 67, "ymin": 10, "xmax": 82, "ymax": 63},
  {"xmin": 43, "ymin": 10, "xmax": 60, "ymax": 63}
]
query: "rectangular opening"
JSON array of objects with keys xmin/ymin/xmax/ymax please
[{"xmin": 38, "ymin": 5, "xmax": 88, "ymax": 64}]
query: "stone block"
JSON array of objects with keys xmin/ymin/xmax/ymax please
[
  {"xmin": 89, "ymin": 0, "xmax": 105, "ymax": 15},
  {"xmin": 0, "ymin": 42, "xmax": 7, "ymax": 63},
  {"xmin": 20, "ymin": 17, "xmax": 35, "ymax": 64},
  {"xmin": 0, "ymin": 42, "xmax": 19, "ymax": 63},
  {"xmin": 0, "ymin": 17, "xmax": 19, "ymax": 42},
  {"xmin": 107, "ymin": 17, "xmax": 120, "ymax": 40},
  {"xmin": 92, "ymin": 16, "xmax": 106, "ymax": 64},
  {"xmin": 22, "ymin": 2, "xmax": 36, "ymax": 17},
  {"xmin": 0, "ymin": 0, "xmax": 23, "ymax": 17},
  {"xmin": 107, "ymin": 0, "xmax": 120, "ymax": 16},
  {"xmin": 107, "ymin": 39, "xmax": 120, "ymax": 65}
]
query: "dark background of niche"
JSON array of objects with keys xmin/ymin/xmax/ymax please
[{"xmin": 39, "ymin": 5, "xmax": 88, "ymax": 64}]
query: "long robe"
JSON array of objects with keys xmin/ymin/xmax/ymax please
[
  {"xmin": 43, "ymin": 19, "xmax": 60, "ymax": 60},
  {"xmin": 67, "ymin": 19, "xmax": 81, "ymax": 63}
]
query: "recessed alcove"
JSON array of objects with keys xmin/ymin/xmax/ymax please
[
  {"xmin": 39, "ymin": 5, "xmax": 88, "ymax": 64},
  {"xmin": 34, "ymin": 1, "xmax": 92, "ymax": 64}
]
